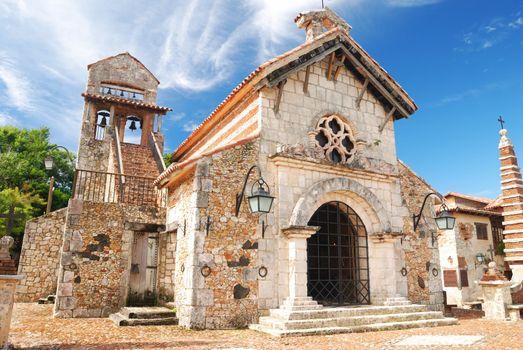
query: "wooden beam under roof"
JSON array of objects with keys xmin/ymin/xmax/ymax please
[
  {"xmin": 339, "ymin": 46, "xmax": 410, "ymax": 118},
  {"xmin": 379, "ymin": 107, "xmax": 396, "ymax": 133},
  {"xmin": 274, "ymin": 79, "xmax": 286, "ymax": 114},
  {"xmin": 303, "ymin": 65, "xmax": 310, "ymax": 94},
  {"xmin": 333, "ymin": 55, "xmax": 346, "ymax": 81},
  {"xmin": 326, "ymin": 52, "xmax": 336, "ymax": 81},
  {"xmin": 355, "ymin": 78, "xmax": 369, "ymax": 109}
]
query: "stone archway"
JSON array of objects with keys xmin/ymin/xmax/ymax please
[{"xmin": 289, "ymin": 177, "xmax": 392, "ymax": 235}]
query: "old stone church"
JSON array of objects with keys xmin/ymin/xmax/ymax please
[{"xmin": 16, "ymin": 8, "xmax": 457, "ymax": 334}]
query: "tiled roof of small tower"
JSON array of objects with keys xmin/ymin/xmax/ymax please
[
  {"xmin": 167, "ymin": 7, "xmax": 418, "ymax": 167},
  {"xmin": 81, "ymin": 92, "xmax": 172, "ymax": 112},
  {"xmin": 439, "ymin": 192, "xmax": 502, "ymax": 217},
  {"xmin": 497, "ymin": 128, "xmax": 523, "ymax": 265}
]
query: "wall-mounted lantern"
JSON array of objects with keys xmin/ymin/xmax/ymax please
[
  {"xmin": 235, "ymin": 165, "xmax": 275, "ymax": 236},
  {"xmin": 413, "ymin": 192, "xmax": 455, "ymax": 246},
  {"xmin": 475, "ymin": 253, "xmax": 486, "ymax": 268}
]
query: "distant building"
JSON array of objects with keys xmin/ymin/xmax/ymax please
[{"xmin": 437, "ymin": 192, "xmax": 505, "ymax": 306}]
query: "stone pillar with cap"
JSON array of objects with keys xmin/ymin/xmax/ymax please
[
  {"xmin": 479, "ymin": 262, "xmax": 513, "ymax": 320},
  {"xmin": 498, "ymin": 128, "xmax": 523, "ymax": 281},
  {"xmin": 279, "ymin": 225, "xmax": 321, "ymax": 312},
  {"xmin": 0, "ymin": 236, "xmax": 24, "ymax": 348}
]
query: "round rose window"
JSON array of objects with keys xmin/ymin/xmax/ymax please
[{"xmin": 315, "ymin": 115, "xmax": 356, "ymax": 164}]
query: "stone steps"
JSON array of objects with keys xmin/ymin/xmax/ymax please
[
  {"xmin": 270, "ymin": 304, "xmax": 429, "ymax": 320},
  {"xmin": 249, "ymin": 317, "xmax": 458, "ymax": 337},
  {"xmin": 259, "ymin": 311, "xmax": 444, "ymax": 330},
  {"xmin": 109, "ymin": 307, "xmax": 178, "ymax": 326}
]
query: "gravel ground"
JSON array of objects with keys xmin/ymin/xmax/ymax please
[{"xmin": 8, "ymin": 304, "xmax": 523, "ymax": 350}]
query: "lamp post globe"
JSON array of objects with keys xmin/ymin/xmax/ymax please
[{"xmin": 44, "ymin": 156, "xmax": 54, "ymax": 170}]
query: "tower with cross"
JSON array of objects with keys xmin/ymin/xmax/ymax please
[{"xmin": 0, "ymin": 205, "xmax": 23, "ymax": 237}]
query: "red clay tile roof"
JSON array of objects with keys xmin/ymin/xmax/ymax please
[
  {"xmin": 171, "ymin": 28, "xmax": 417, "ymax": 162},
  {"xmin": 82, "ymin": 92, "xmax": 172, "ymax": 112},
  {"xmin": 484, "ymin": 195, "xmax": 503, "ymax": 210},
  {"xmin": 154, "ymin": 134, "xmax": 259, "ymax": 187},
  {"xmin": 444, "ymin": 192, "xmax": 493, "ymax": 204}
]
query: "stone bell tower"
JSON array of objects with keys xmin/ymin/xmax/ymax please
[
  {"xmin": 498, "ymin": 127, "xmax": 523, "ymax": 282},
  {"xmin": 76, "ymin": 52, "xmax": 171, "ymax": 179}
]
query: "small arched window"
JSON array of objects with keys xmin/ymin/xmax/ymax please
[
  {"xmin": 123, "ymin": 115, "xmax": 142, "ymax": 144},
  {"xmin": 314, "ymin": 115, "xmax": 356, "ymax": 164},
  {"xmin": 94, "ymin": 110, "xmax": 110, "ymax": 140}
]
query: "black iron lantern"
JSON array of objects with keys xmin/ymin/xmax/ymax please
[
  {"xmin": 434, "ymin": 207, "xmax": 455, "ymax": 230},
  {"xmin": 235, "ymin": 165, "xmax": 275, "ymax": 216},
  {"xmin": 413, "ymin": 192, "xmax": 456, "ymax": 233},
  {"xmin": 44, "ymin": 156, "xmax": 54, "ymax": 170},
  {"xmin": 247, "ymin": 181, "xmax": 275, "ymax": 214}
]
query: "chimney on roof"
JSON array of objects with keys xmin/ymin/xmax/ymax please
[{"xmin": 295, "ymin": 7, "xmax": 351, "ymax": 42}]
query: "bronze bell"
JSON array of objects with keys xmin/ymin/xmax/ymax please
[
  {"xmin": 100, "ymin": 116, "xmax": 107, "ymax": 127},
  {"xmin": 129, "ymin": 120, "xmax": 137, "ymax": 131}
]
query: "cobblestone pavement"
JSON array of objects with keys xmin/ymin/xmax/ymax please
[{"xmin": 8, "ymin": 304, "xmax": 523, "ymax": 350}]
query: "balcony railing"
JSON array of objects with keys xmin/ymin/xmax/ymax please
[{"xmin": 72, "ymin": 169, "xmax": 166, "ymax": 207}]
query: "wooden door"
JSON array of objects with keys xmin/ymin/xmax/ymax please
[{"xmin": 128, "ymin": 232, "xmax": 159, "ymax": 306}]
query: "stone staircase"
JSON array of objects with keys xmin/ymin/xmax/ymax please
[
  {"xmin": 120, "ymin": 143, "xmax": 161, "ymax": 178},
  {"xmin": 249, "ymin": 297, "xmax": 458, "ymax": 337},
  {"xmin": 109, "ymin": 307, "xmax": 178, "ymax": 326}
]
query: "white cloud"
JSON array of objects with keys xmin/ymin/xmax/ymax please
[
  {"xmin": 482, "ymin": 41, "xmax": 493, "ymax": 49},
  {"xmin": 183, "ymin": 121, "xmax": 199, "ymax": 132},
  {"xmin": 386, "ymin": 0, "xmax": 442, "ymax": 7},
  {"xmin": 508, "ymin": 16, "xmax": 523, "ymax": 28},
  {"xmin": 0, "ymin": 112, "xmax": 17, "ymax": 126},
  {"xmin": 0, "ymin": 53, "xmax": 34, "ymax": 111}
]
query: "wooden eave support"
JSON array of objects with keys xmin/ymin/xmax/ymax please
[
  {"xmin": 274, "ymin": 79, "xmax": 287, "ymax": 114},
  {"xmin": 303, "ymin": 65, "xmax": 311, "ymax": 94},
  {"xmin": 333, "ymin": 55, "xmax": 346, "ymax": 81},
  {"xmin": 339, "ymin": 46, "xmax": 411, "ymax": 118},
  {"xmin": 355, "ymin": 78, "xmax": 369, "ymax": 109},
  {"xmin": 326, "ymin": 52, "xmax": 336, "ymax": 80},
  {"xmin": 379, "ymin": 107, "xmax": 396, "ymax": 133}
]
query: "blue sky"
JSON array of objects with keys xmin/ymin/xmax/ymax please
[{"xmin": 1, "ymin": 0, "xmax": 522, "ymax": 199}]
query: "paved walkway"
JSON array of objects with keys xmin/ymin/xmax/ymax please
[{"xmin": 8, "ymin": 304, "xmax": 523, "ymax": 350}]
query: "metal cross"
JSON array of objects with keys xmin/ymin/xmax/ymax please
[
  {"xmin": 487, "ymin": 244, "xmax": 495, "ymax": 260},
  {"xmin": 0, "ymin": 204, "xmax": 23, "ymax": 236},
  {"xmin": 498, "ymin": 116, "xmax": 505, "ymax": 130}
]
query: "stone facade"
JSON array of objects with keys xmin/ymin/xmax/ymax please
[
  {"xmin": 157, "ymin": 230, "xmax": 176, "ymax": 304},
  {"xmin": 160, "ymin": 9, "xmax": 450, "ymax": 329},
  {"xmin": 1, "ymin": 236, "xmax": 23, "ymax": 348},
  {"xmin": 398, "ymin": 162, "xmax": 444, "ymax": 310},
  {"xmin": 16, "ymin": 208, "xmax": 66, "ymax": 302},
  {"xmin": 54, "ymin": 200, "xmax": 165, "ymax": 318}
]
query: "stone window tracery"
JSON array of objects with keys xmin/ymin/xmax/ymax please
[{"xmin": 314, "ymin": 115, "xmax": 356, "ymax": 164}]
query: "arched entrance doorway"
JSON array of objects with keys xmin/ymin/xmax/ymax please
[{"xmin": 307, "ymin": 201, "xmax": 370, "ymax": 305}]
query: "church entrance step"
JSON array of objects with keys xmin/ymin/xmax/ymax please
[
  {"xmin": 250, "ymin": 317, "xmax": 458, "ymax": 337},
  {"xmin": 259, "ymin": 311, "xmax": 445, "ymax": 330},
  {"xmin": 270, "ymin": 304, "xmax": 428, "ymax": 320},
  {"xmin": 109, "ymin": 307, "xmax": 178, "ymax": 326}
]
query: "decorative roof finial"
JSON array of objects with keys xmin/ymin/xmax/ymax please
[
  {"xmin": 499, "ymin": 128, "xmax": 512, "ymax": 149},
  {"xmin": 295, "ymin": 7, "xmax": 351, "ymax": 42}
]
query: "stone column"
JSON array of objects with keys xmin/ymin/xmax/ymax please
[
  {"xmin": 281, "ymin": 226, "xmax": 320, "ymax": 307},
  {"xmin": 479, "ymin": 262, "xmax": 513, "ymax": 320},
  {"xmin": 0, "ymin": 236, "xmax": 23, "ymax": 348}
]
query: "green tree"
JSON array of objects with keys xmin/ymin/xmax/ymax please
[
  {"xmin": 163, "ymin": 152, "xmax": 173, "ymax": 167},
  {"xmin": 0, "ymin": 126, "xmax": 75, "ymax": 254}
]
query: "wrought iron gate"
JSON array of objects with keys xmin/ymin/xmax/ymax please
[{"xmin": 307, "ymin": 201, "xmax": 370, "ymax": 305}]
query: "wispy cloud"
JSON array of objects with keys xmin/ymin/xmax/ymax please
[
  {"xmin": 182, "ymin": 121, "xmax": 199, "ymax": 132},
  {"xmin": 0, "ymin": 111, "xmax": 17, "ymax": 126},
  {"xmin": 430, "ymin": 82, "xmax": 506, "ymax": 108},
  {"xmin": 0, "ymin": 53, "xmax": 34, "ymax": 111},
  {"xmin": 386, "ymin": 0, "xmax": 442, "ymax": 7},
  {"xmin": 457, "ymin": 13, "xmax": 523, "ymax": 52}
]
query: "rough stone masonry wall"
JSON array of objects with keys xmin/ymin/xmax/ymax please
[
  {"xmin": 16, "ymin": 208, "xmax": 66, "ymax": 302},
  {"xmin": 398, "ymin": 162, "xmax": 444, "ymax": 311},
  {"xmin": 201, "ymin": 141, "xmax": 260, "ymax": 328},
  {"xmin": 157, "ymin": 230, "xmax": 176, "ymax": 304},
  {"xmin": 54, "ymin": 200, "xmax": 165, "ymax": 318}
]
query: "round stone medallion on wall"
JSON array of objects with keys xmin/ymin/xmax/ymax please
[{"xmin": 315, "ymin": 114, "xmax": 356, "ymax": 164}]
